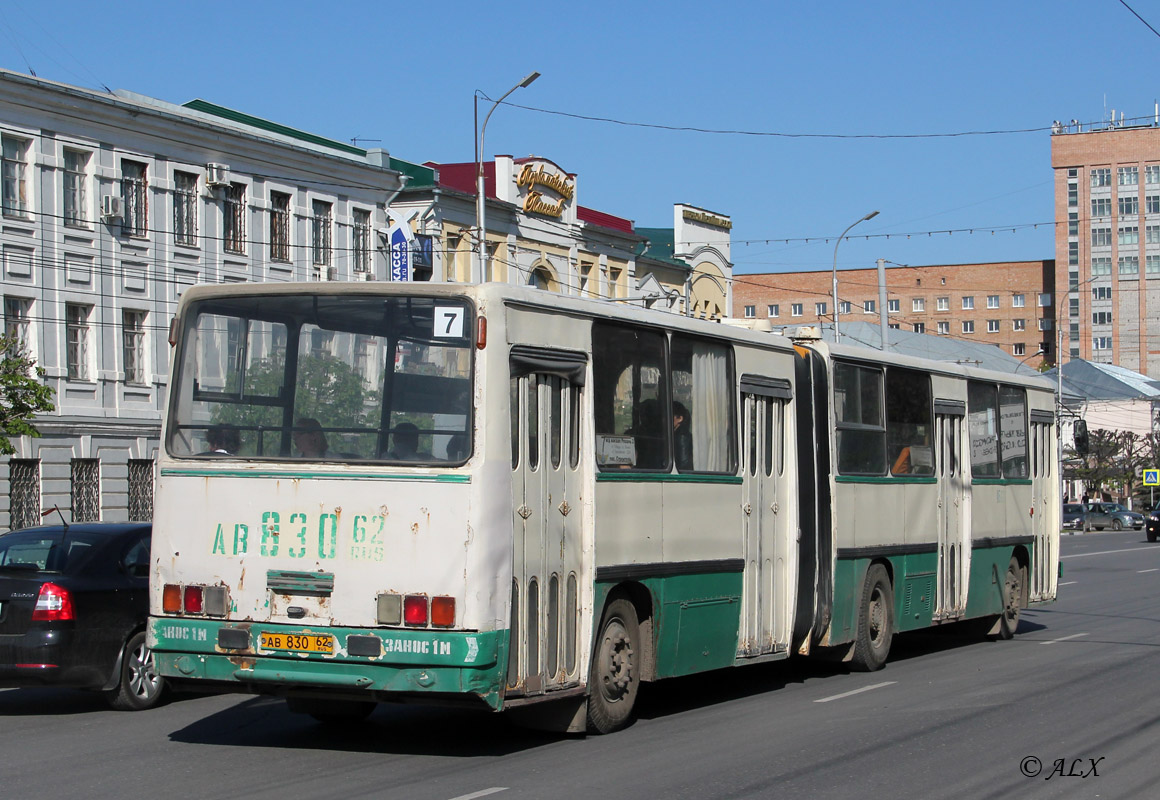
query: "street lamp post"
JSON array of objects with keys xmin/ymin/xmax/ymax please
[
  {"xmin": 832, "ymin": 210, "xmax": 879, "ymax": 343},
  {"xmin": 475, "ymin": 71, "xmax": 540, "ymax": 284}
]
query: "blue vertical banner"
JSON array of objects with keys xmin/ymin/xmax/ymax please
[{"xmin": 389, "ymin": 223, "xmax": 412, "ymax": 282}]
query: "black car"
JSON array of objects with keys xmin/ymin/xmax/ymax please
[
  {"xmin": 0, "ymin": 522, "xmax": 165, "ymax": 710},
  {"xmin": 1062, "ymin": 503, "xmax": 1085, "ymax": 530},
  {"xmin": 1147, "ymin": 505, "xmax": 1160, "ymax": 543}
]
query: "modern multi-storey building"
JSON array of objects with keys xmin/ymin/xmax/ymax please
[
  {"xmin": 731, "ymin": 260, "xmax": 1056, "ymax": 365},
  {"xmin": 1051, "ymin": 117, "xmax": 1160, "ymax": 378}
]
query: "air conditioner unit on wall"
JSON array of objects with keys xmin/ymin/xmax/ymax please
[
  {"xmin": 206, "ymin": 163, "xmax": 231, "ymax": 187},
  {"xmin": 101, "ymin": 195, "xmax": 123, "ymax": 220}
]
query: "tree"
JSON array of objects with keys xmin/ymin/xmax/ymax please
[
  {"xmin": 1071, "ymin": 427, "xmax": 1155, "ymax": 503},
  {"xmin": 0, "ymin": 334, "xmax": 56, "ymax": 455}
]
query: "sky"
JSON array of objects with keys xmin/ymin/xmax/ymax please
[{"xmin": 3, "ymin": 0, "xmax": 1159, "ymax": 278}]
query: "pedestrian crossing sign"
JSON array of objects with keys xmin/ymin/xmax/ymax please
[{"xmin": 1146, "ymin": 469, "xmax": 1160, "ymax": 486}]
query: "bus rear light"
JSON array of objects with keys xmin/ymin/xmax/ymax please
[
  {"xmin": 31, "ymin": 583, "xmax": 74, "ymax": 621},
  {"xmin": 477, "ymin": 316, "xmax": 487, "ymax": 349},
  {"xmin": 431, "ymin": 596, "xmax": 456, "ymax": 628},
  {"xmin": 377, "ymin": 593, "xmax": 402, "ymax": 625},
  {"xmin": 403, "ymin": 594, "xmax": 428, "ymax": 627},
  {"xmin": 183, "ymin": 586, "xmax": 204, "ymax": 614},
  {"xmin": 204, "ymin": 586, "xmax": 228, "ymax": 617},
  {"xmin": 162, "ymin": 584, "xmax": 182, "ymax": 613}
]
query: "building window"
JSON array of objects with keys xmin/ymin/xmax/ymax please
[
  {"xmin": 66, "ymin": 303, "xmax": 91, "ymax": 381},
  {"xmin": 608, "ymin": 267, "xmax": 622, "ymax": 299},
  {"xmin": 121, "ymin": 160, "xmax": 148, "ymax": 236},
  {"xmin": 127, "ymin": 459, "xmax": 154, "ymax": 522},
  {"xmin": 839, "ymin": 301, "xmax": 851, "ymax": 314},
  {"xmin": 1093, "ymin": 311, "xmax": 1113, "ymax": 325},
  {"xmin": 63, "ymin": 149, "xmax": 90, "ymax": 226},
  {"xmin": 744, "ymin": 305, "xmax": 755, "ymax": 318},
  {"xmin": 1092, "ymin": 197, "xmax": 1112, "ymax": 217},
  {"xmin": 962, "ymin": 296, "xmax": 975, "ymax": 310},
  {"xmin": 887, "ymin": 299, "xmax": 900, "ymax": 313},
  {"xmin": 1069, "ymin": 270, "xmax": 1080, "ymax": 290},
  {"xmin": 1013, "ymin": 342, "xmax": 1026, "ymax": 356},
  {"xmin": 7, "ymin": 459, "xmax": 41, "ymax": 530},
  {"xmin": 1092, "ymin": 257, "xmax": 1112, "ymax": 276},
  {"xmin": 791, "ymin": 303, "xmax": 803, "ymax": 317},
  {"xmin": 912, "ymin": 298, "xmax": 925, "ymax": 312},
  {"xmin": 1013, "ymin": 318, "xmax": 1026, "ymax": 331},
  {"xmin": 2, "ymin": 135, "xmax": 31, "ymax": 217},
  {"xmin": 311, "ymin": 200, "xmax": 332, "ymax": 266},
  {"xmin": 864, "ymin": 300, "xmax": 876, "ymax": 313},
  {"xmin": 936, "ymin": 296, "xmax": 949, "ymax": 311},
  {"xmin": 1119, "ymin": 195, "xmax": 1139, "ymax": 216},
  {"xmin": 1091, "ymin": 168, "xmax": 1111, "ymax": 187},
  {"xmin": 767, "ymin": 304, "xmax": 779, "ymax": 317},
  {"xmin": 1069, "ymin": 211, "xmax": 1079, "ymax": 236},
  {"xmin": 1148, "ymin": 196, "xmax": 1160, "ymax": 215},
  {"xmin": 1147, "ymin": 254, "xmax": 1160, "ymax": 274},
  {"xmin": 1148, "ymin": 165, "xmax": 1160, "ymax": 184},
  {"xmin": 353, "ymin": 208, "xmax": 372, "ymax": 273},
  {"xmin": 4, "ymin": 296, "xmax": 31, "ymax": 352},
  {"xmin": 173, "ymin": 171, "xmax": 198, "ymax": 246},
  {"xmin": 70, "ymin": 458, "xmax": 100, "ymax": 522},
  {"xmin": 269, "ymin": 191, "xmax": 291, "ymax": 262},
  {"xmin": 1147, "ymin": 225, "xmax": 1160, "ymax": 244},
  {"xmin": 962, "ymin": 320, "xmax": 975, "ymax": 334},
  {"xmin": 1119, "ymin": 225, "xmax": 1139, "ymax": 245},
  {"xmin": 913, "ymin": 322, "xmax": 925, "ymax": 333},
  {"xmin": 815, "ymin": 302, "xmax": 827, "ymax": 316},
  {"xmin": 1093, "ymin": 336, "xmax": 1112, "ymax": 351},
  {"xmin": 122, "ymin": 310, "xmax": 147, "ymax": 385},
  {"xmin": 1037, "ymin": 293, "xmax": 1052, "ymax": 306},
  {"xmin": 1119, "ymin": 255, "xmax": 1139, "ymax": 275},
  {"xmin": 986, "ymin": 295, "xmax": 999, "ymax": 309},
  {"xmin": 1010, "ymin": 293, "xmax": 1025, "ymax": 309},
  {"xmin": 937, "ymin": 321, "xmax": 949, "ymax": 335},
  {"xmin": 1069, "ymin": 297, "xmax": 1079, "ymax": 317},
  {"xmin": 1091, "ymin": 227, "xmax": 1112, "ymax": 247},
  {"xmin": 1092, "ymin": 286, "xmax": 1112, "ymax": 299},
  {"xmin": 222, "ymin": 183, "xmax": 245, "ymax": 254},
  {"xmin": 1119, "ymin": 166, "xmax": 1139, "ymax": 186},
  {"xmin": 1039, "ymin": 319, "xmax": 1053, "ymax": 331},
  {"xmin": 987, "ymin": 319, "xmax": 999, "ymax": 333}
]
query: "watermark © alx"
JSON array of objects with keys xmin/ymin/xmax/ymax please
[{"xmin": 1020, "ymin": 756, "xmax": 1104, "ymax": 780}]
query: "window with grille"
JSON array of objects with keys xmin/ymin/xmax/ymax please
[
  {"xmin": 353, "ymin": 208, "xmax": 371, "ymax": 273},
  {"xmin": 127, "ymin": 459, "xmax": 153, "ymax": 521},
  {"xmin": 70, "ymin": 459, "xmax": 100, "ymax": 522},
  {"xmin": 123, "ymin": 309, "xmax": 147, "ymax": 384},
  {"xmin": 7, "ymin": 459, "xmax": 40, "ymax": 530},
  {"xmin": 223, "ymin": 183, "xmax": 246, "ymax": 254},
  {"xmin": 66, "ymin": 303, "xmax": 91, "ymax": 381},
  {"xmin": 121, "ymin": 160, "xmax": 148, "ymax": 236},
  {"xmin": 312, "ymin": 200, "xmax": 332, "ymax": 266},
  {"xmin": 2, "ymin": 136, "xmax": 31, "ymax": 217},
  {"xmin": 270, "ymin": 191, "xmax": 291, "ymax": 262},
  {"xmin": 63, "ymin": 149, "xmax": 90, "ymax": 226},
  {"xmin": 174, "ymin": 171, "xmax": 198, "ymax": 245}
]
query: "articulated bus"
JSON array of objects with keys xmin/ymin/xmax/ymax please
[{"xmin": 148, "ymin": 282, "xmax": 1059, "ymax": 733}]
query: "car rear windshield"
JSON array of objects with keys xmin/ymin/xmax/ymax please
[{"xmin": 0, "ymin": 530, "xmax": 107, "ymax": 573}]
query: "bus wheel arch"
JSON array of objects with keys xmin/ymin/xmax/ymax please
[
  {"xmin": 850, "ymin": 560, "xmax": 895, "ymax": 672},
  {"xmin": 997, "ymin": 551, "xmax": 1028, "ymax": 640}
]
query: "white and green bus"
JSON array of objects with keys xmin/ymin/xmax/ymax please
[{"xmin": 148, "ymin": 282, "xmax": 1058, "ymax": 733}]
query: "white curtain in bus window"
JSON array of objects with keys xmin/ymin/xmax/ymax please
[
  {"xmin": 833, "ymin": 362, "xmax": 886, "ymax": 475},
  {"xmin": 998, "ymin": 385, "xmax": 1028, "ymax": 479},
  {"xmin": 967, "ymin": 381, "xmax": 1000, "ymax": 478},
  {"xmin": 671, "ymin": 335, "xmax": 735, "ymax": 473}
]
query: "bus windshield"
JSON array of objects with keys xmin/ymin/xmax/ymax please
[{"xmin": 166, "ymin": 294, "xmax": 473, "ymax": 464}]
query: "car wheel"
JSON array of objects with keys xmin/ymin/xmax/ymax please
[
  {"xmin": 1149, "ymin": 529, "xmax": 1158, "ymax": 543},
  {"xmin": 1112, "ymin": 519, "xmax": 1123, "ymax": 531},
  {"xmin": 107, "ymin": 631, "xmax": 166, "ymax": 711}
]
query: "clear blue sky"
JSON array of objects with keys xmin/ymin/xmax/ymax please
[{"xmin": 3, "ymin": 0, "xmax": 1158, "ymax": 276}]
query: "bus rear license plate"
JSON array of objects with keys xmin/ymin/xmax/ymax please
[{"xmin": 259, "ymin": 632, "xmax": 334, "ymax": 654}]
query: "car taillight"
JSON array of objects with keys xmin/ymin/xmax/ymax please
[
  {"xmin": 403, "ymin": 594, "xmax": 428, "ymax": 626},
  {"xmin": 31, "ymin": 583, "xmax": 75, "ymax": 621},
  {"xmin": 163, "ymin": 584, "xmax": 182, "ymax": 613},
  {"xmin": 183, "ymin": 585, "xmax": 204, "ymax": 614},
  {"xmin": 431, "ymin": 596, "xmax": 456, "ymax": 627}
]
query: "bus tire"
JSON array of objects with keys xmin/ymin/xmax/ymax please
[
  {"xmin": 586, "ymin": 598, "xmax": 640, "ymax": 734},
  {"xmin": 851, "ymin": 564, "xmax": 894, "ymax": 672},
  {"xmin": 286, "ymin": 697, "xmax": 376, "ymax": 724},
  {"xmin": 996, "ymin": 557, "xmax": 1024, "ymax": 640}
]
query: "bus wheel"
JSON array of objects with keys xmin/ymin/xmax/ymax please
[
  {"xmin": 286, "ymin": 697, "xmax": 376, "ymax": 724},
  {"xmin": 587, "ymin": 598, "xmax": 640, "ymax": 734},
  {"xmin": 997, "ymin": 557, "xmax": 1024, "ymax": 640},
  {"xmin": 851, "ymin": 564, "xmax": 894, "ymax": 672}
]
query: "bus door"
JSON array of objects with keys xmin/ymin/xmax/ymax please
[
  {"xmin": 1028, "ymin": 412, "xmax": 1055, "ymax": 601},
  {"xmin": 934, "ymin": 402, "xmax": 969, "ymax": 619},
  {"xmin": 739, "ymin": 376, "xmax": 793, "ymax": 657},
  {"xmin": 507, "ymin": 351, "xmax": 585, "ymax": 697}
]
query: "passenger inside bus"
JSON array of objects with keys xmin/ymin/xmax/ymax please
[
  {"xmin": 293, "ymin": 418, "xmax": 329, "ymax": 458},
  {"xmin": 673, "ymin": 401, "xmax": 693, "ymax": 471},
  {"xmin": 203, "ymin": 424, "xmax": 239, "ymax": 456},
  {"xmin": 384, "ymin": 422, "xmax": 430, "ymax": 461}
]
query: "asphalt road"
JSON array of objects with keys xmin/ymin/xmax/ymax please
[{"xmin": 3, "ymin": 529, "xmax": 1158, "ymax": 800}]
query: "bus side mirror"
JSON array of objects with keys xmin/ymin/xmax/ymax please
[{"xmin": 1074, "ymin": 420, "xmax": 1089, "ymax": 456}]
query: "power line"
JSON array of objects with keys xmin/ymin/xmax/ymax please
[{"xmin": 1118, "ymin": 0, "xmax": 1160, "ymax": 40}]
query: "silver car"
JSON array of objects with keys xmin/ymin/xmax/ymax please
[{"xmin": 1083, "ymin": 502, "xmax": 1145, "ymax": 531}]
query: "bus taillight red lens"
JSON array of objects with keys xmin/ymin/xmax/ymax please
[
  {"xmin": 403, "ymin": 595, "xmax": 428, "ymax": 626},
  {"xmin": 31, "ymin": 583, "xmax": 74, "ymax": 621},
  {"xmin": 163, "ymin": 584, "xmax": 182, "ymax": 613},
  {"xmin": 431, "ymin": 596, "xmax": 456, "ymax": 628},
  {"xmin": 183, "ymin": 586, "xmax": 204, "ymax": 614}
]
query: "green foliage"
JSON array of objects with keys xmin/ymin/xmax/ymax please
[
  {"xmin": 0, "ymin": 334, "xmax": 56, "ymax": 456},
  {"xmin": 1068, "ymin": 427, "xmax": 1159, "ymax": 502}
]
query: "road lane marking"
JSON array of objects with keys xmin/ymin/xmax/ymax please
[
  {"xmin": 1061, "ymin": 546, "xmax": 1160, "ymax": 560},
  {"xmin": 814, "ymin": 681, "xmax": 896, "ymax": 703},
  {"xmin": 1139, "ymin": 569, "xmax": 1159, "ymax": 574},
  {"xmin": 447, "ymin": 789, "xmax": 508, "ymax": 800},
  {"xmin": 1059, "ymin": 581, "xmax": 1078, "ymax": 586},
  {"xmin": 1041, "ymin": 633, "xmax": 1090, "ymax": 645}
]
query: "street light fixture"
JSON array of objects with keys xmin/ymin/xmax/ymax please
[
  {"xmin": 475, "ymin": 71, "xmax": 540, "ymax": 283},
  {"xmin": 832, "ymin": 209, "xmax": 879, "ymax": 343}
]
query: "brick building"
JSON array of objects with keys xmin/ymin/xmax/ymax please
[
  {"xmin": 1051, "ymin": 119, "xmax": 1160, "ymax": 378},
  {"xmin": 731, "ymin": 260, "xmax": 1056, "ymax": 366}
]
